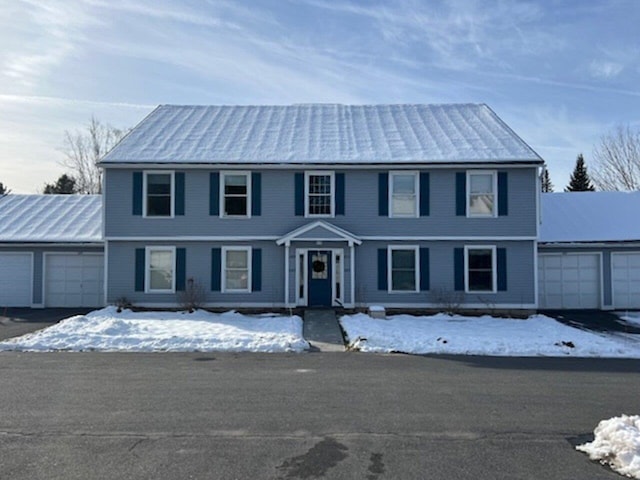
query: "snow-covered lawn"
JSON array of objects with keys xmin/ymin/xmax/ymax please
[
  {"xmin": 618, "ymin": 312, "xmax": 640, "ymax": 328},
  {"xmin": 0, "ymin": 307, "xmax": 309, "ymax": 353},
  {"xmin": 340, "ymin": 313, "xmax": 640, "ymax": 357},
  {"xmin": 577, "ymin": 415, "xmax": 640, "ymax": 479}
]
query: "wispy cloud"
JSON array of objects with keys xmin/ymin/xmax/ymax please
[{"xmin": 589, "ymin": 60, "xmax": 624, "ymax": 79}]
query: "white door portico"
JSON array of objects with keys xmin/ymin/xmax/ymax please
[{"xmin": 276, "ymin": 221, "xmax": 361, "ymax": 308}]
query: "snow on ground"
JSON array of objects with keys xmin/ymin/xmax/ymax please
[
  {"xmin": 339, "ymin": 313, "xmax": 640, "ymax": 357},
  {"xmin": 619, "ymin": 313, "xmax": 640, "ymax": 327},
  {"xmin": 0, "ymin": 307, "xmax": 309, "ymax": 353},
  {"xmin": 577, "ymin": 415, "xmax": 640, "ymax": 479}
]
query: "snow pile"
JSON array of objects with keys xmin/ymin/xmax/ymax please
[
  {"xmin": 339, "ymin": 313, "xmax": 640, "ymax": 357},
  {"xmin": 619, "ymin": 313, "xmax": 640, "ymax": 327},
  {"xmin": 577, "ymin": 415, "xmax": 640, "ymax": 479},
  {"xmin": 0, "ymin": 307, "xmax": 308, "ymax": 353}
]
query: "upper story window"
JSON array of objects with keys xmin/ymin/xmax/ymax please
[
  {"xmin": 144, "ymin": 172, "xmax": 174, "ymax": 217},
  {"xmin": 468, "ymin": 171, "xmax": 496, "ymax": 217},
  {"xmin": 465, "ymin": 246, "xmax": 496, "ymax": 293},
  {"xmin": 305, "ymin": 171, "xmax": 334, "ymax": 217},
  {"xmin": 146, "ymin": 247, "xmax": 175, "ymax": 293},
  {"xmin": 221, "ymin": 172, "xmax": 250, "ymax": 217},
  {"xmin": 389, "ymin": 246, "xmax": 419, "ymax": 292},
  {"xmin": 390, "ymin": 172, "xmax": 418, "ymax": 217}
]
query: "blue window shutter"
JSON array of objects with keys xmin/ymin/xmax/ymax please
[
  {"xmin": 251, "ymin": 172, "xmax": 261, "ymax": 216},
  {"xmin": 211, "ymin": 248, "xmax": 221, "ymax": 291},
  {"xmin": 419, "ymin": 247, "xmax": 430, "ymax": 291},
  {"xmin": 132, "ymin": 172, "xmax": 142, "ymax": 216},
  {"xmin": 497, "ymin": 248, "xmax": 507, "ymax": 291},
  {"xmin": 456, "ymin": 172, "xmax": 466, "ymax": 216},
  {"xmin": 135, "ymin": 248, "xmax": 145, "ymax": 292},
  {"xmin": 176, "ymin": 248, "xmax": 186, "ymax": 291},
  {"xmin": 209, "ymin": 172, "xmax": 219, "ymax": 216},
  {"xmin": 377, "ymin": 248, "xmax": 388, "ymax": 290},
  {"xmin": 498, "ymin": 172, "xmax": 508, "ymax": 216},
  {"xmin": 335, "ymin": 173, "xmax": 345, "ymax": 215},
  {"xmin": 252, "ymin": 248, "xmax": 262, "ymax": 292},
  {"xmin": 295, "ymin": 173, "xmax": 304, "ymax": 216},
  {"xmin": 454, "ymin": 248, "xmax": 465, "ymax": 291},
  {"xmin": 378, "ymin": 173, "xmax": 388, "ymax": 216},
  {"xmin": 175, "ymin": 172, "xmax": 185, "ymax": 216},
  {"xmin": 419, "ymin": 172, "xmax": 430, "ymax": 216}
]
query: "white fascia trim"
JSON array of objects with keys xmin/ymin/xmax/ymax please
[
  {"xmin": 304, "ymin": 170, "xmax": 335, "ymax": 218},
  {"xmin": 219, "ymin": 170, "xmax": 252, "ymax": 219},
  {"xmin": 221, "ymin": 246, "xmax": 252, "ymax": 293},
  {"xmin": 101, "ymin": 162, "xmax": 542, "ymax": 170},
  {"xmin": 145, "ymin": 246, "xmax": 176, "ymax": 294},
  {"xmin": 387, "ymin": 245, "xmax": 420, "ymax": 294},
  {"xmin": 466, "ymin": 170, "xmax": 497, "ymax": 218},
  {"xmin": 143, "ymin": 170, "xmax": 175, "ymax": 219},
  {"xmin": 360, "ymin": 236, "xmax": 536, "ymax": 241},
  {"xmin": 388, "ymin": 171, "xmax": 419, "ymax": 218},
  {"xmin": 276, "ymin": 220, "xmax": 361, "ymax": 246},
  {"xmin": 532, "ymin": 240, "xmax": 539, "ymax": 310},
  {"xmin": 464, "ymin": 245, "xmax": 497, "ymax": 294},
  {"xmin": 539, "ymin": 242, "xmax": 640, "ymax": 248},
  {"xmin": 0, "ymin": 242, "xmax": 104, "ymax": 247},
  {"xmin": 105, "ymin": 236, "xmax": 278, "ymax": 241},
  {"xmin": 355, "ymin": 302, "xmax": 538, "ymax": 310}
]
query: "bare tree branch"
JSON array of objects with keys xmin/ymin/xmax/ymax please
[
  {"xmin": 592, "ymin": 125, "xmax": 640, "ymax": 191},
  {"xmin": 61, "ymin": 117, "xmax": 128, "ymax": 194}
]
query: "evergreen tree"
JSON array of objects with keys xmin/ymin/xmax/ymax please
[
  {"xmin": 43, "ymin": 174, "xmax": 77, "ymax": 194},
  {"xmin": 541, "ymin": 169, "xmax": 554, "ymax": 192},
  {"xmin": 565, "ymin": 154, "xmax": 595, "ymax": 192},
  {"xmin": 0, "ymin": 182, "xmax": 9, "ymax": 196}
]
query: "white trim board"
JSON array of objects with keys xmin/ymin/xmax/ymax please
[{"xmin": 101, "ymin": 162, "xmax": 543, "ymax": 170}]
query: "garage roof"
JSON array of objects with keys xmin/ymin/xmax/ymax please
[
  {"xmin": 0, "ymin": 195, "xmax": 102, "ymax": 243},
  {"xmin": 540, "ymin": 192, "xmax": 640, "ymax": 243}
]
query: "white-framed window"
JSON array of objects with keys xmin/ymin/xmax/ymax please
[
  {"xmin": 305, "ymin": 171, "xmax": 334, "ymax": 217},
  {"xmin": 465, "ymin": 245, "xmax": 496, "ymax": 293},
  {"xmin": 145, "ymin": 246, "xmax": 176, "ymax": 293},
  {"xmin": 144, "ymin": 171, "xmax": 174, "ymax": 218},
  {"xmin": 222, "ymin": 246, "xmax": 252, "ymax": 293},
  {"xmin": 388, "ymin": 246, "xmax": 419, "ymax": 293},
  {"xmin": 220, "ymin": 172, "xmax": 251, "ymax": 218},
  {"xmin": 467, "ymin": 171, "xmax": 496, "ymax": 217},
  {"xmin": 389, "ymin": 171, "xmax": 418, "ymax": 217}
]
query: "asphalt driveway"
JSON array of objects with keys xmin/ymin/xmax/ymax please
[
  {"xmin": 542, "ymin": 309, "xmax": 640, "ymax": 335},
  {"xmin": 0, "ymin": 308, "xmax": 92, "ymax": 341}
]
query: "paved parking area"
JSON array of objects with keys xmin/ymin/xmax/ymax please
[
  {"xmin": 0, "ymin": 308, "xmax": 91, "ymax": 341},
  {"xmin": 543, "ymin": 309, "xmax": 640, "ymax": 335}
]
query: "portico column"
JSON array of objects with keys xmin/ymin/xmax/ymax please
[
  {"xmin": 349, "ymin": 241, "xmax": 355, "ymax": 307},
  {"xmin": 284, "ymin": 241, "xmax": 291, "ymax": 307}
]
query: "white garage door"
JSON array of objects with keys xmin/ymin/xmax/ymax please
[
  {"xmin": 612, "ymin": 253, "xmax": 640, "ymax": 309},
  {"xmin": 0, "ymin": 253, "xmax": 32, "ymax": 307},
  {"xmin": 45, "ymin": 254, "xmax": 104, "ymax": 307},
  {"xmin": 538, "ymin": 254, "xmax": 600, "ymax": 309}
]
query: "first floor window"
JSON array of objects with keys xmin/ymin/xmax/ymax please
[
  {"xmin": 390, "ymin": 172, "xmax": 417, "ymax": 217},
  {"xmin": 147, "ymin": 248, "xmax": 175, "ymax": 292},
  {"xmin": 222, "ymin": 172, "xmax": 249, "ymax": 217},
  {"xmin": 223, "ymin": 247, "xmax": 251, "ymax": 292},
  {"xmin": 468, "ymin": 171, "xmax": 495, "ymax": 217},
  {"xmin": 466, "ymin": 247, "xmax": 495, "ymax": 292},
  {"xmin": 306, "ymin": 172, "xmax": 333, "ymax": 216},
  {"xmin": 390, "ymin": 247, "xmax": 418, "ymax": 292},
  {"xmin": 145, "ymin": 172, "xmax": 173, "ymax": 217}
]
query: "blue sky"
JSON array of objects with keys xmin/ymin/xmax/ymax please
[{"xmin": 1, "ymin": 0, "xmax": 639, "ymax": 192}]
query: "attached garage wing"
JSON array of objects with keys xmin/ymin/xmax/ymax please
[
  {"xmin": 538, "ymin": 253, "xmax": 600, "ymax": 309},
  {"xmin": 0, "ymin": 253, "xmax": 32, "ymax": 307},
  {"xmin": 612, "ymin": 253, "xmax": 640, "ymax": 309},
  {"xmin": 44, "ymin": 253, "xmax": 104, "ymax": 308}
]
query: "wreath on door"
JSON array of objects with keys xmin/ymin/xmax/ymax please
[{"xmin": 312, "ymin": 260, "xmax": 325, "ymax": 273}]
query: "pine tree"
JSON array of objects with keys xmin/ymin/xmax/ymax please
[
  {"xmin": 565, "ymin": 154, "xmax": 595, "ymax": 192},
  {"xmin": 43, "ymin": 174, "xmax": 77, "ymax": 194},
  {"xmin": 541, "ymin": 169, "xmax": 554, "ymax": 192},
  {"xmin": 0, "ymin": 182, "xmax": 9, "ymax": 196}
]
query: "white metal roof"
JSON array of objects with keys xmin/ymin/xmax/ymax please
[
  {"xmin": 540, "ymin": 192, "xmax": 640, "ymax": 244},
  {"xmin": 101, "ymin": 104, "xmax": 542, "ymax": 165},
  {"xmin": 0, "ymin": 195, "xmax": 102, "ymax": 243}
]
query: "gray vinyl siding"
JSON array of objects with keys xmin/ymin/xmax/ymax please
[
  {"xmin": 104, "ymin": 167, "xmax": 538, "ymax": 238},
  {"xmin": 538, "ymin": 245, "xmax": 640, "ymax": 309},
  {"xmin": 107, "ymin": 241, "xmax": 284, "ymax": 305},
  {"xmin": 355, "ymin": 240, "xmax": 536, "ymax": 307},
  {"xmin": 0, "ymin": 245, "xmax": 104, "ymax": 305}
]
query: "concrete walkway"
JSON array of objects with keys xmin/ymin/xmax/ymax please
[{"xmin": 302, "ymin": 309, "xmax": 345, "ymax": 352}]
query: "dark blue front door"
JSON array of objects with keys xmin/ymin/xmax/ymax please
[{"xmin": 308, "ymin": 250, "xmax": 332, "ymax": 307}]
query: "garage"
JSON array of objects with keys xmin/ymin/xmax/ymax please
[
  {"xmin": 538, "ymin": 253, "xmax": 600, "ymax": 309},
  {"xmin": 611, "ymin": 253, "xmax": 640, "ymax": 309},
  {"xmin": 0, "ymin": 253, "xmax": 32, "ymax": 307},
  {"xmin": 45, "ymin": 254, "xmax": 104, "ymax": 307}
]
